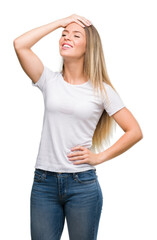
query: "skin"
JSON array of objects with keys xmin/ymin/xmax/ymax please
[
  {"xmin": 67, "ymin": 108, "xmax": 143, "ymax": 165},
  {"xmin": 13, "ymin": 15, "xmax": 143, "ymax": 166},
  {"xmin": 59, "ymin": 23, "xmax": 143, "ymax": 166},
  {"xmin": 59, "ymin": 22, "xmax": 89, "ymax": 85},
  {"xmin": 60, "ymin": 26, "xmax": 143, "ymax": 165}
]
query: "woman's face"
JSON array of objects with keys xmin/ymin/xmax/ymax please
[{"xmin": 59, "ymin": 23, "xmax": 86, "ymax": 60}]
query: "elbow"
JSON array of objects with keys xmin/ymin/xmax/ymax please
[
  {"xmin": 126, "ymin": 127, "xmax": 143, "ymax": 143},
  {"xmin": 137, "ymin": 126, "xmax": 143, "ymax": 141},
  {"xmin": 13, "ymin": 38, "xmax": 23, "ymax": 50},
  {"xmin": 134, "ymin": 128, "xmax": 143, "ymax": 142},
  {"xmin": 13, "ymin": 39, "xmax": 19, "ymax": 50},
  {"xmin": 138, "ymin": 132, "xmax": 143, "ymax": 141}
]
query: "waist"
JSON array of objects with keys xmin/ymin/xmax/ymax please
[{"xmin": 35, "ymin": 168, "xmax": 96, "ymax": 177}]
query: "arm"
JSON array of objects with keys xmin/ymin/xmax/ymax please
[
  {"xmin": 13, "ymin": 14, "xmax": 91, "ymax": 84},
  {"xmin": 13, "ymin": 19, "xmax": 63, "ymax": 84},
  {"xmin": 13, "ymin": 20, "xmax": 62, "ymax": 49},
  {"xmin": 98, "ymin": 107, "xmax": 143, "ymax": 163}
]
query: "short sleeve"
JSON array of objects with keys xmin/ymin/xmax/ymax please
[
  {"xmin": 32, "ymin": 65, "xmax": 57, "ymax": 92},
  {"xmin": 103, "ymin": 83, "xmax": 125, "ymax": 116}
]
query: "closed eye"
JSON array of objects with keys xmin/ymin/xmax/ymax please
[{"xmin": 62, "ymin": 34, "xmax": 80, "ymax": 38}]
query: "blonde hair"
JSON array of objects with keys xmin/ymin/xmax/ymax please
[{"xmin": 60, "ymin": 23, "xmax": 119, "ymax": 153}]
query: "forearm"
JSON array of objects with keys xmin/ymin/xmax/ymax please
[
  {"xmin": 13, "ymin": 19, "xmax": 62, "ymax": 49},
  {"xmin": 98, "ymin": 130, "xmax": 143, "ymax": 164}
]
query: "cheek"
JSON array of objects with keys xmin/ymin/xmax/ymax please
[
  {"xmin": 76, "ymin": 41, "xmax": 86, "ymax": 52},
  {"xmin": 59, "ymin": 37, "xmax": 64, "ymax": 44},
  {"xmin": 59, "ymin": 39, "xmax": 62, "ymax": 45}
]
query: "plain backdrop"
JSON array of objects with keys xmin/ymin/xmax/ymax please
[{"xmin": 0, "ymin": 0, "xmax": 156, "ymax": 239}]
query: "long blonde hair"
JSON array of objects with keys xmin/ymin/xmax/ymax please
[{"xmin": 60, "ymin": 24, "xmax": 119, "ymax": 153}]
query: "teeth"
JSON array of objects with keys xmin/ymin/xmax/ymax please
[{"xmin": 63, "ymin": 44, "xmax": 72, "ymax": 48}]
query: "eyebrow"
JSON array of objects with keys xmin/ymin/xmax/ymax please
[{"xmin": 62, "ymin": 30, "xmax": 84, "ymax": 36}]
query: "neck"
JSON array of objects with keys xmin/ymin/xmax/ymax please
[{"xmin": 62, "ymin": 58, "xmax": 88, "ymax": 84}]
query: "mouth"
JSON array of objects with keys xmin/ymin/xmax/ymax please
[{"xmin": 62, "ymin": 43, "xmax": 73, "ymax": 50}]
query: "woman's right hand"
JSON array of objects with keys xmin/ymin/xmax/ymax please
[{"xmin": 59, "ymin": 14, "xmax": 92, "ymax": 28}]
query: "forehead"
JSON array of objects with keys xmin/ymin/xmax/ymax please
[{"xmin": 63, "ymin": 23, "xmax": 85, "ymax": 36}]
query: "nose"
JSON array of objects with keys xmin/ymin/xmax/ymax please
[{"xmin": 64, "ymin": 35, "xmax": 71, "ymax": 41}]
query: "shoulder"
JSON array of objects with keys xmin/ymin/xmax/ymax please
[
  {"xmin": 32, "ymin": 65, "xmax": 61, "ymax": 92},
  {"xmin": 102, "ymin": 82, "xmax": 119, "ymax": 98},
  {"xmin": 43, "ymin": 66, "xmax": 61, "ymax": 82}
]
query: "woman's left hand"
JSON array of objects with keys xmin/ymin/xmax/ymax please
[{"xmin": 67, "ymin": 146, "xmax": 101, "ymax": 166}]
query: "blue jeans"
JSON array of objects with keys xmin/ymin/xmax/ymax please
[{"xmin": 30, "ymin": 168, "xmax": 103, "ymax": 240}]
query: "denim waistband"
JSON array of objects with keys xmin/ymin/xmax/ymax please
[{"xmin": 35, "ymin": 168, "xmax": 96, "ymax": 176}]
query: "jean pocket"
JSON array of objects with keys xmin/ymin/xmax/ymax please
[
  {"xmin": 74, "ymin": 170, "xmax": 97, "ymax": 184},
  {"xmin": 34, "ymin": 169, "xmax": 47, "ymax": 183}
]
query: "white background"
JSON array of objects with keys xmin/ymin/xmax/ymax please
[{"xmin": 0, "ymin": 0, "xmax": 157, "ymax": 239}]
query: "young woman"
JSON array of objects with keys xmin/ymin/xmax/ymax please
[{"xmin": 13, "ymin": 14, "xmax": 143, "ymax": 240}]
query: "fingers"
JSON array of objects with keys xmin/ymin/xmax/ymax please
[
  {"xmin": 73, "ymin": 14, "xmax": 92, "ymax": 27},
  {"xmin": 72, "ymin": 159, "xmax": 87, "ymax": 165},
  {"xmin": 75, "ymin": 19, "xmax": 86, "ymax": 27},
  {"xmin": 79, "ymin": 16, "xmax": 92, "ymax": 25},
  {"xmin": 77, "ymin": 17, "xmax": 91, "ymax": 27}
]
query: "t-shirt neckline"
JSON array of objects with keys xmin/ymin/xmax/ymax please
[{"xmin": 59, "ymin": 72, "xmax": 90, "ymax": 87}]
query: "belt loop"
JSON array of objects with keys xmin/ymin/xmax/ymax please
[{"xmin": 73, "ymin": 172, "xmax": 77, "ymax": 179}]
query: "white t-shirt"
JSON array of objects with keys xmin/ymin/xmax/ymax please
[{"xmin": 32, "ymin": 65, "xmax": 125, "ymax": 173}]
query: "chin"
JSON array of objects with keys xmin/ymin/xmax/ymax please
[{"xmin": 60, "ymin": 53, "xmax": 78, "ymax": 59}]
